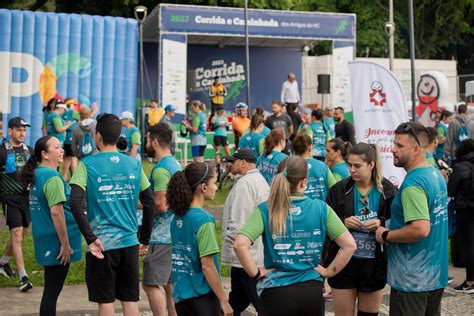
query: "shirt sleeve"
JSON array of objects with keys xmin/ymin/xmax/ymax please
[
  {"xmin": 401, "ymin": 186, "xmax": 430, "ymax": 223},
  {"xmin": 239, "ymin": 207, "xmax": 264, "ymax": 243},
  {"xmin": 140, "ymin": 168, "xmax": 151, "ymax": 192},
  {"xmin": 333, "ymin": 173, "xmax": 342, "ymax": 183},
  {"xmin": 69, "ymin": 161, "xmax": 88, "ymax": 190},
  {"xmin": 258, "ymin": 138, "xmax": 265, "ymax": 156},
  {"xmin": 152, "ymin": 167, "xmax": 172, "ymax": 192},
  {"xmin": 197, "ymin": 222, "xmax": 220, "ymax": 257},
  {"xmin": 437, "ymin": 127, "xmax": 445, "ymax": 138},
  {"xmin": 280, "ymin": 82, "xmax": 286, "ymax": 102},
  {"xmin": 52, "ymin": 116, "xmax": 63, "ymax": 130},
  {"xmin": 326, "ymin": 205, "xmax": 348, "ymax": 240},
  {"xmin": 131, "ymin": 132, "xmax": 141, "ymax": 145},
  {"xmin": 43, "ymin": 176, "xmax": 67, "ymax": 208},
  {"xmin": 192, "ymin": 116, "xmax": 200, "ymax": 127},
  {"xmin": 326, "ymin": 169, "xmax": 336, "ymax": 189},
  {"xmin": 72, "ymin": 111, "xmax": 80, "ymax": 121}
]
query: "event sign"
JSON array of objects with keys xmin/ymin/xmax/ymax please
[
  {"xmin": 349, "ymin": 61, "xmax": 408, "ymax": 186},
  {"xmin": 332, "ymin": 42, "xmax": 354, "ymax": 110},
  {"xmin": 0, "ymin": 9, "xmax": 138, "ymax": 145},
  {"xmin": 160, "ymin": 4, "xmax": 355, "ymax": 40}
]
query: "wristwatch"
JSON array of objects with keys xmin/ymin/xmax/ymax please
[
  {"xmin": 252, "ymin": 268, "xmax": 261, "ymax": 280},
  {"xmin": 382, "ymin": 230, "xmax": 390, "ymax": 243}
]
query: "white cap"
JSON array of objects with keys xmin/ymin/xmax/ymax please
[
  {"xmin": 120, "ymin": 111, "xmax": 135, "ymax": 122},
  {"xmin": 56, "ymin": 103, "xmax": 67, "ymax": 110}
]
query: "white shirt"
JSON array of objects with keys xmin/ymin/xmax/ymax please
[{"xmin": 281, "ymin": 80, "xmax": 300, "ymax": 103}]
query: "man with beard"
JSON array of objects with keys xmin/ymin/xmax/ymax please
[
  {"xmin": 142, "ymin": 123, "xmax": 181, "ymax": 316},
  {"xmin": 0, "ymin": 117, "xmax": 34, "ymax": 291},
  {"xmin": 265, "ymin": 101, "xmax": 293, "ymax": 154},
  {"xmin": 376, "ymin": 122, "xmax": 448, "ymax": 316},
  {"xmin": 334, "ymin": 107, "xmax": 355, "ymax": 145}
]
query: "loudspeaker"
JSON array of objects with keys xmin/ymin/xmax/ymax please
[
  {"xmin": 317, "ymin": 74, "xmax": 330, "ymax": 94},
  {"xmin": 187, "ymin": 70, "xmax": 197, "ymax": 92}
]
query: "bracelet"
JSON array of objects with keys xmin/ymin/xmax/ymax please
[{"xmin": 252, "ymin": 268, "xmax": 261, "ymax": 280}]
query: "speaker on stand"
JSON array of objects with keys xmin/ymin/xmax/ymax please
[{"xmin": 317, "ymin": 74, "xmax": 330, "ymax": 108}]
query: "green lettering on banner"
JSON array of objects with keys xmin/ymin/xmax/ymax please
[{"xmin": 170, "ymin": 15, "xmax": 189, "ymax": 23}]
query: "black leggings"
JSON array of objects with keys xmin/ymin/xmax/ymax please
[
  {"xmin": 40, "ymin": 264, "xmax": 70, "ymax": 316},
  {"xmin": 458, "ymin": 217, "xmax": 474, "ymax": 281},
  {"xmin": 175, "ymin": 291, "xmax": 221, "ymax": 316},
  {"xmin": 260, "ymin": 280, "xmax": 324, "ymax": 316}
]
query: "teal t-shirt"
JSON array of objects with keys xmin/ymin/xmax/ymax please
[
  {"xmin": 125, "ymin": 126, "xmax": 141, "ymax": 157},
  {"xmin": 149, "ymin": 155, "xmax": 182, "ymax": 244},
  {"xmin": 388, "ymin": 166, "xmax": 448, "ymax": 292},
  {"xmin": 261, "ymin": 126, "xmax": 271, "ymax": 137},
  {"xmin": 257, "ymin": 150, "xmax": 288, "ymax": 185},
  {"xmin": 214, "ymin": 116, "xmax": 227, "ymax": 137},
  {"xmin": 323, "ymin": 117, "xmax": 336, "ymax": 139},
  {"xmin": 310, "ymin": 122, "xmax": 327, "ymax": 158},
  {"xmin": 190, "ymin": 112, "xmax": 207, "ymax": 146},
  {"xmin": 304, "ymin": 158, "xmax": 332, "ymax": 201},
  {"xmin": 47, "ymin": 112, "xmax": 65, "ymax": 145},
  {"xmin": 239, "ymin": 132, "xmax": 264, "ymax": 158},
  {"xmin": 29, "ymin": 166, "xmax": 82, "ymax": 266},
  {"xmin": 352, "ymin": 186, "xmax": 380, "ymax": 259},
  {"xmin": 331, "ymin": 162, "xmax": 350, "ymax": 182},
  {"xmin": 426, "ymin": 152, "xmax": 439, "ymax": 169},
  {"xmin": 434, "ymin": 122, "xmax": 447, "ymax": 160},
  {"xmin": 62, "ymin": 110, "xmax": 79, "ymax": 145},
  {"xmin": 70, "ymin": 152, "xmax": 150, "ymax": 251},
  {"xmin": 171, "ymin": 207, "xmax": 220, "ymax": 303}
]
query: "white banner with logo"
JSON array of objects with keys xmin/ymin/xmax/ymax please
[
  {"xmin": 349, "ymin": 60, "xmax": 408, "ymax": 187},
  {"xmin": 332, "ymin": 42, "xmax": 354, "ymax": 111}
]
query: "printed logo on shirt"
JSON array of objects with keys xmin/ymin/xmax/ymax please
[
  {"xmin": 290, "ymin": 206, "xmax": 302, "ymax": 216},
  {"xmin": 110, "ymin": 155, "xmax": 120, "ymax": 163},
  {"xmin": 176, "ymin": 219, "xmax": 183, "ymax": 228},
  {"xmin": 273, "ymin": 243, "xmax": 292, "ymax": 250}
]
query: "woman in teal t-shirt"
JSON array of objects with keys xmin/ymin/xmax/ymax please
[
  {"xmin": 167, "ymin": 162, "xmax": 232, "ymax": 315},
  {"xmin": 326, "ymin": 138, "xmax": 352, "ymax": 182},
  {"xmin": 257, "ymin": 129, "xmax": 288, "ymax": 185},
  {"xmin": 239, "ymin": 114, "xmax": 265, "ymax": 158},
  {"xmin": 21, "ymin": 136, "xmax": 82, "ymax": 316},
  {"xmin": 234, "ymin": 156, "xmax": 356, "ymax": 316},
  {"xmin": 211, "ymin": 108, "xmax": 231, "ymax": 178},
  {"xmin": 182, "ymin": 100, "xmax": 207, "ymax": 163},
  {"xmin": 292, "ymin": 133, "xmax": 336, "ymax": 201}
]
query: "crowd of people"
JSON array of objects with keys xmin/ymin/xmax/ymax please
[{"xmin": 0, "ymin": 86, "xmax": 472, "ymax": 316}]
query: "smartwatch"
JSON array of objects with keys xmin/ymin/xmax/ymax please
[{"xmin": 382, "ymin": 230, "xmax": 390, "ymax": 243}]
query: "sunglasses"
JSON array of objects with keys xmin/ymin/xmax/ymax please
[
  {"xmin": 360, "ymin": 196, "xmax": 370, "ymax": 215},
  {"xmin": 397, "ymin": 122, "xmax": 421, "ymax": 146}
]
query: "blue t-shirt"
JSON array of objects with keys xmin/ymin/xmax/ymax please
[
  {"xmin": 257, "ymin": 150, "xmax": 288, "ymax": 184},
  {"xmin": 62, "ymin": 110, "xmax": 78, "ymax": 145},
  {"xmin": 239, "ymin": 132, "xmax": 264, "ymax": 158},
  {"xmin": 190, "ymin": 112, "xmax": 207, "ymax": 146},
  {"xmin": 125, "ymin": 125, "xmax": 141, "ymax": 157},
  {"xmin": 214, "ymin": 116, "xmax": 227, "ymax": 137},
  {"xmin": 171, "ymin": 207, "xmax": 219, "ymax": 303},
  {"xmin": 434, "ymin": 122, "xmax": 447, "ymax": 160},
  {"xmin": 80, "ymin": 152, "xmax": 144, "ymax": 251},
  {"xmin": 29, "ymin": 166, "xmax": 82, "ymax": 266},
  {"xmin": 352, "ymin": 186, "xmax": 380, "ymax": 259},
  {"xmin": 331, "ymin": 162, "xmax": 350, "ymax": 182},
  {"xmin": 323, "ymin": 117, "xmax": 336, "ymax": 139},
  {"xmin": 304, "ymin": 158, "xmax": 331, "ymax": 201},
  {"xmin": 149, "ymin": 155, "xmax": 182, "ymax": 244},
  {"xmin": 257, "ymin": 197, "xmax": 327, "ymax": 294},
  {"xmin": 47, "ymin": 112, "xmax": 65, "ymax": 145},
  {"xmin": 388, "ymin": 166, "xmax": 448, "ymax": 292},
  {"xmin": 261, "ymin": 126, "xmax": 271, "ymax": 137},
  {"xmin": 310, "ymin": 122, "xmax": 327, "ymax": 158}
]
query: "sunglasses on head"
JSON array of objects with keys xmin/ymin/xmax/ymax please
[
  {"xmin": 397, "ymin": 122, "xmax": 421, "ymax": 146},
  {"xmin": 360, "ymin": 196, "xmax": 370, "ymax": 215}
]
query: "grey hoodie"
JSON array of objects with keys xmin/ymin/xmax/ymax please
[
  {"xmin": 71, "ymin": 119, "xmax": 96, "ymax": 158},
  {"xmin": 445, "ymin": 114, "xmax": 474, "ymax": 160}
]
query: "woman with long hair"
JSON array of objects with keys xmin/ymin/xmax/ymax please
[
  {"xmin": 21, "ymin": 136, "xmax": 82, "ymax": 315},
  {"xmin": 292, "ymin": 134, "xmax": 336, "ymax": 201},
  {"xmin": 257, "ymin": 129, "xmax": 288, "ymax": 185},
  {"xmin": 326, "ymin": 138, "xmax": 352, "ymax": 182},
  {"xmin": 234, "ymin": 156, "xmax": 356, "ymax": 315},
  {"xmin": 182, "ymin": 100, "xmax": 207, "ymax": 162},
  {"xmin": 239, "ymin": 114, "xmax": 266, "ymax": 157},
  {"xmin": 326, "ymin": 143, "xmax": 397, "ymax": 316},
  {"xmin": 167, "ymin": 162, "xmax": 232, "ymax": 315}
]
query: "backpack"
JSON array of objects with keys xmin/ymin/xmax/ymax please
[
  {"xmin": 455, "ymin": 118, "xmax": 471, "ymax": 145},
  {"xmin": 80, "ymin": 131, "xmax": 95, "ymax": 157}
]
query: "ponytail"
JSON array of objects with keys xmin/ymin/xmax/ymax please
[
  {"xmin": 21, "ymin": 135, "xmax": 53, "ymax": 189},
  {"xmin": 329, "ymin": 138, "xmax": 353, "ymax": 162},
  {"xmin": 264, "ymin": 129, "xmax": 285, "ymax": 156},
  {"xmin": 250, "ymin": 114, "xmax": 264, "ymax": 131}
]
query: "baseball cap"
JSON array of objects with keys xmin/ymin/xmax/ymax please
[
  {"xmin": 120, "ymin": 111, "xmax": 135, "ymax": 122},
  {"xmin": 223, "ymin": 148, "xmax": 256, "ymax": 164},
  {"xmin": 164, "ymin": 104, "xmax": 176, "ymax": 112},
  {"xmin": 8, "ymin": 117, "xmax": 30, "ymax": 128},
  {"xmin": 56, "ymin": 103, "xmax": 68, "ymax": 110}
]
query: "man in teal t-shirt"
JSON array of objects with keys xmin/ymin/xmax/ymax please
[
  {"xmin": 69, "ymin": 114, "xmax": 156, "ymax": 314},
  {"xmin": 142, "ymin": 123, "xmax": 181, "ymax": 316},
  {"xmin": 120, "ymin": 111, "xmax": 141, "ymax": 160},
  {"xmin": 376, "ymin": 122, "xmax": 448, "ymax": 316}
]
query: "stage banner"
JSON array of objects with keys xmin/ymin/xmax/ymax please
[
  {"xmin": 332, "ymin": 41, "xmax": 354, "ymax": 110},
  {"xmin": 349, "ymin": 60, "xmax": 408, "ymax": 187}
]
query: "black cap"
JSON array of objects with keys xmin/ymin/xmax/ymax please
[
  {"xmin": 8, "ymin": 117, "xmax": 30, "ymax": 128},
  {"xmin": 223, "ymin": 148, "xmax": 257, "ymax": 164}
]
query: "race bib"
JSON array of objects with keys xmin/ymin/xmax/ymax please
[{"xmin": 352, "ymin": 231, "xmax": 376, "ymax": 259}]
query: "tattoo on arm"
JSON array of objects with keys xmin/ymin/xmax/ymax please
[{"xmin": 332, "ymin": 266, "xmax": 337, "ymax": 273}]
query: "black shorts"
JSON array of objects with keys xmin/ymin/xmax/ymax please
[
  {"xmin": 213, "ymin": 136, "xmax": 229, "ymax": 147},
  {"xmin": 328, "ymin": 257, "xmax": 387, "ymax": 292},
  {"xmin": 175, "ymin": 291, "xmax": 221, "ymax": 316},
  {"xmin": 85, "ymin": 245, "xmax": 139, "ymax": 303},
  {"xmin": 63, "ymin": 144, "xmax": 73, "ymax": 157},
  {"xmin": 2, "ymin": 196, "xmax": 30, "ymax": 229}
]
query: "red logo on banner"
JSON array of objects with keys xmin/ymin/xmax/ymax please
[{"xmin": 369, "ymin": 81, "xmax": 386, "ymax": 107}]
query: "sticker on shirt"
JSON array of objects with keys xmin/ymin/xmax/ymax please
[{"xmin": 352, "ymin": 231, "xmax": 376, "ymax": 259}]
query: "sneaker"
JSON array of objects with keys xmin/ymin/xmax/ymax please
[
  {"xmin": 323, "ymin": 292, "xmax": 333, "ymax": 300},
  {"xmin": 454, "ymin": 281, "xmax": 474, "ymax": 294},
  {"xmin": 448, "ymin": 276, "xmax": 454, "ymax": 284},
  {"xmin": 19, "ymin": 276, "xmax": 33, "ymax": 292},
  {"xmin": 0, "ymin": 263, "xmax": 16, "ymax": 278}
]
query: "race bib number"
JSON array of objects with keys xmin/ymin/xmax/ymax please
[{"xmin": 352, "ymin": 231, "xmax": 376, "ymax": 259}]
